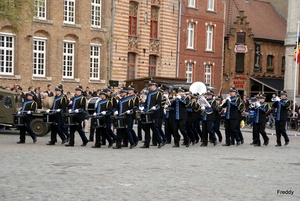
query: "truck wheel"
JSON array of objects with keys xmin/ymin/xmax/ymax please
[{"xmin": 30, "ymin": 118, "xmax": 49, "ymax": 136}]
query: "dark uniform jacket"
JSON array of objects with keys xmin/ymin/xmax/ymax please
[
  {"xmin": 128, "ymin": 94, "xmax": 140, "ymax": 119},
  {"xmin": 187, "ymin": 100, "xmax": 199, "ymax": 122},
  {"xmin": 51, "ymin": 94, "xmax": 68, "ymax": 112},
  {"xmin": 251, "ymin": 102, "xmax": 271, "ymax": 124},
  {"xmin": 71, "ymin": 94, "xmax": 86, "ymax": 122},
  {"xmin": 172, "ymin": 96, "xmax": 189, "ymax": 120},
  {"xmin": 202, "ymin": 98, "xmax": 217, "ymax": 121},
  {"xmin": 144, "ymin": 89, "xmax": 162, "ymax": 118},
  {"xmin": 222, "ymin": 95, "xmax": 242, "ymax": 120},
  {"xmin": 20, "ymin": 100, "xmax": 37, "ymax": 122},
  {"xmin": 117, "ymin": 96, "xmax": 133, "ymax": 115},
  {"xmin": 95, "ymin": 98, "xmax": 113, "ymax": 122},
  {"xmin": 272, "ymin": 99, "xmax": 292, "ymax": 121}
]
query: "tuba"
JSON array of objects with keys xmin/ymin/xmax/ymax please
[{"xmin": 189, "ymin": 82, "xmax": 211, "ymax": 108}]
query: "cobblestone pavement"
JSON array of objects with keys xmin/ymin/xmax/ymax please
[{"xmin": 1, "ymin": 127, "xmax": 300, "ymax": 201}]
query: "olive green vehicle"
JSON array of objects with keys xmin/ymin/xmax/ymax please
[{"xmin": 0, "ymin": 88, "xmax": 50, "ymax": 136}]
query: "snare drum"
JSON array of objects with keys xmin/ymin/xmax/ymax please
[
  {"xmin": 141, "ymin": 112, "xmax": 154, "ymax": 124},
  {"xmin": 112, "ymin": 116, "xmax": 127, "ymax": 129},
  {"xmin": 63, "ymin": 113, "xmax": 78, "ymax": 126},
  {"xmin": 13, "ymin": 114, "xmax": 25, "ymax": 126},
  {"xmin": 87, "ymin": 97, "xmax": 100, "ymax": 115},
  {"xmin": 43, "ymin": 113, "xmax": 56, "ymax": 124},
  {"xmin": 90, "ymin": 115, "xmax": 105, "ymax": 128}
]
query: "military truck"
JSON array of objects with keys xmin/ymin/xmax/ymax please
[{"xmin": 0, "ymin": 88, "xmax": 50, "ymax": 136}]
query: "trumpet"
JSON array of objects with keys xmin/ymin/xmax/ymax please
[
  {"xmin": 271, "ymin": 94, "xmax": 280, "ymax": 102},
  {"xmin": 250, "ymin": 101, "xmax": 260, "ymax": 109}
]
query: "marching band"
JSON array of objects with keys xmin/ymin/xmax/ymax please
[{"xmin": 15, "ymin": 81, "xmax": 293, "ymax": 148}]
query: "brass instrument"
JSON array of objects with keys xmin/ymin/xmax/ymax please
[
  {"xmin": 219, "ymin": 95, "xmax": 230, "ymax": 107},
  {"xmin": 189, "ymin": 82, "xmax": 211, "ymax": 108},
  {"xmin": 271, "ymin": 94, "xmax": 280, "ymax": 102}
]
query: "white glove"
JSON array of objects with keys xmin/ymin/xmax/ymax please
[
  {"xmin": 226, "ymin": 97, "xmax": 231, "ymax": 101},
  {"xmin": 93, "ymin": 112, "xmax": 97, "ymax": 116},
  {"xmin": 68, "ymin": 109, "xmax": 72, "ymax": 113},
  {"xmin": 255, "ymin": 102, "xmax": 261, "ymax": 108},
  {"xmin": 126, "ymin": 110, "xmax": 131, "ymax": 114},
  {"xmin": 151, "ymin": 106, "xmax": 156, "ymax": 110},
  {"xmin": 101, "ymin": 111, "xmax": 106, "ymax": 115},
  {"xmin": 18, "ymin": 111, "xmax": 21, "ymax": 115},
  {"xmin": 139, "ymin": 106, "xmax": 144, "ymax": 111},
  {"xmin": 27, "ymin": 111, "xmax": 31, "ymax": 114},
  {"xmin": 163, "ymin": 94, "xmax": 168, "ymax": 98},
  {"xmin": 201, "ymin": 106, "xmax": 205, "ymax": 110},
  {"xmin": 176, "ymin": 95, "xmax": 181, "ymax": 99},
  {"xmin": 69, "ymin": 101, "xmax": 72, "ymax": 105},
  {"xmin": 275, "ymin": 97, "xmax": 280, "ymax": 102},
  {"xmin": 164, "ymin": 104, "xmax": 168, "ymax": 109},
  {"xmin": 74, "ymin": 109, "xmax": 79, "ymax": 113},
  {"xmin": 56, "ymin": 109, "xmax": 61, "ymax": 112},
  {"xmin": 46, "ymin": 109, "xmax": 50, "ymax": 113},
  {"xmin": 114, "ymin": 111, "xmax": 118, "ymax": 116}
]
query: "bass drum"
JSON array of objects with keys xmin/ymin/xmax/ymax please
[{"xmin": 87, "ymin": 97, "xmax": 100, "ymax": 115}]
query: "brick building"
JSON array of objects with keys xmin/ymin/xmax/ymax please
[
  {"xmin": 0, "ymin": 0, "xmax": 111, "ymax": 93},
  {"xmin": 111, "ymin": 0, "xmax": 179, "ymax": 85},
  {"xmin": 223, "ymin": 0, "xmax": 286, "ymax": 100},
  {"xmin": 178, "ymin": 0, "xmax": 225, "ymax": 94}
]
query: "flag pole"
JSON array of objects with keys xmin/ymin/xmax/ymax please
[{"xmin": 293, "ymin": 21, "xmax": 300, "ymax": 113}]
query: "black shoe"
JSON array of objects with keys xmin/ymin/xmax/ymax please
[
  {"xmin": 213, "ymin": 141, "xmax": 217, "ymax": 146},
  {"xmin": 200, "ymin": 143, "xmax": 207, "ymax": 147},
  {"xmin": 284, "ymin": 141, "xmax": 289, "ymax": 146},
  {"xmin": 81, "ymin": 141, "xmax": 88, "ymax": 146},
  {"xmin": 150, "ymin": 144, "xmax": 157, "ymax": 146},
  {"xmin": 61, "ymin": 140, "xmax": 68, "ymax": 144},
  {"xmin": 254, "ymin": 144, "xmax": 261, "ymax": 147},
  {"xmin": 186, "ymin": 139, "xmax": 191, "ymax": 147},
  {"xmin": 33, "ymin": 137, "xmax": 37, "ymax": 143},
  {"xmin": 241, "ymin": 140, "xmax": 244, "ymax": 144},
  {"xmin": 236, "ymin": 141, "xmax": 241, "ymax": 146},
  {"xmin": 222, "ymin": 143, "xmax": 230, "ymax": 146},
  {"xmin": 121, "ymin": 144, "xmax": 128, "ymax": 147},
  {"xmin": 108, "ymin": 143, "xmax": 113, "ymax": 148},
  {"xmin": 263, "ymin": 140, "xmax": 269, "ymax": 146},
  {"xmin": 113, "ymin": 146, "xmax": 121, "ymax": 149},
  {"xmin": 130, "ymin": 144, "xmax": 135, "ymax": 149},
  {"xmin": 17, "ymin": 141, "xmax": 25, "ymax": 144},
  {"xmin": 88, "ymin": 138, "xmax": 94, "ymax": 142},
  {"xmin": 65, "ymin": 143, "xmax": 74, "ymax": 147},
  {"xmin": 219, "ymin": 138, "xmax": 222, "ymax": 143},
  {"xmin": 158, "ymin": 143, "xmax": 163, "ymax": 148},
  {"xmin": 91, "ymin": 145, "xmax": 101, "ymax": 148},
  {"xmin": 46, "ymin": 141, "xmax": 55, "ymax": 145},
  {"xmin": 166, "ymin": 141, "xmax": 171, "ymax": 144},
  {"xmin": 230, "ymin": 142, "xmax": 235, "ymax": 145},
  {"xmin": 140, "ymin": 144, "xmax": 149, "ymax": 148},
  {"xmin": 172, "ymin": 144, "xmax": 179, "ymax": 148},
  {"xmin": 162, "ymin": 141, "xmax": 166, "ymax": 146},
  {"xmin": 275, "ymin": 144, "xmax": 282, "ymax": 147}
]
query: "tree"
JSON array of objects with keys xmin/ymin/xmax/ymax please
[{"xmin": 0, "ymin": 0, "xmax": 34, "ymax": 33}]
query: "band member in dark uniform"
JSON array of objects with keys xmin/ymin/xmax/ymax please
[
  {"xmin": 186, "ymin": 93, "xmax": 199, "ymax": 145},
  {"xmin": 17, "ymin": 92, "xmax": 37, "ymax": 144},
  {"xmin": 65, "ymin": 85, "xmax": 89, "ymax": 147},
  {"xmin": 200, "ymin": 90, "xmax": 217, "ymax": 146},
  {"xmin": 171, "ymin": 87, "xmax": 191, "ymax": 148},
  {"xmin": 113, "ymin": 87, "xmax": 136, "ymax": 149},
  {"xmin": 105, "ymin": 86, "xmax": 117, "ymax": 144},
  {"xmin": 164, "ymin": 91, "xmax": 175, "ymax": 144},
  {"xmin": 221, "ymin": 87, "xmax": 243, "ymax": 146},
  {"xmin": 272, "ymin": 90, "xmax": 292, "ymax": 146},
  {"xmin": 127, "ymin": 85, "xmax": 139, "ymax": 145},
  {"xmin": 213, "ymin": 96, "xmax": 223, "ymax": 143},
  {"xmin": 140, "ymin": 80, "xmax": 163, "ymax": 148},
  {"xmin": 235, "ymin": 94, "xmax": 245, "ymax": 145},
  {"xmin": 46, "ymin": 84, "xmax": 68, "ymax": 145},
  {"xmin": 250, "ymin": 94, "xmax": 271, "ymax": 146},
  {"xmin": 92, "ymin": 89, "xmax": 113, "ymax": 148}
]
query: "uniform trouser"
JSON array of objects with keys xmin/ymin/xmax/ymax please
[
  {"xmin": 186, "ymin": 120, "xmax": 195, "ymax": 143},
  {"xmin": 202, "ymin": 120, "xmax": 216, "ymax": 144},
  {"xmin": 143, "ymin": 118, "xmax": 162, "ymax": 146},
  {"xmin": 173, "ymin": 119, "xmax": 190, "ymax": 145},
  {"xmin": 95, "ymin": 126, "xmax": 108, "ymax": 146},
  {"xmin": 164, "ymin": 118, "xmax": 174, "ymax": 142},
  {"xmin": 137, "ymin": 119, "xmax": 143, "ymax": 141},
  {"xmin": 152, "ymin": 117, "xmax": 166, "ymax": 144},
  {"xmin": 121, "ymin": 116, "xmax": 136, "ymax": 146},
  {"xmin": 69, "ymin": 121, "xmax": 88, "ymax": 145},
  {"xmin": 275, "ymin": 120, "xmax": 289, "ymax": 145},
  {"xmin": 59, "ymin": 121, "xmax": 70, "ymax": 139},
  {"xmin": 253, "ymin": 122, "xmax": 269, "ymax": 144},
  {"xmin": 129, "ymin": 119, "xmax": 139, "ymax": 143},
  {"xmin": 50, "ymin": 120, "xmax": 66, "ymax": 142},
  {"xmin": 19, "ymin": 121, "xmax": 36, "ymax": 142},
  {"xmin": 194, "ymin": 120, "xmax": 202, "ymax": 141},
  {"xmin": 224, "ymin": 119, "xmax": 238, "ymax": 144},
  {"xmin": 116, "ymin": 126, "xmax": 135, "ymax": 148},
  {"xmin": 89, "ymin": 126, "xmax": 95, "ymax": 140},
  {"xmin": 234, "ymin": 118, "xmax": 243, "ymax": 142},
  {"xmin": 106, "ymin": 120, "xmax": 117, "ymax": 140},
  {"xmin": 213, "ymin": 118, "xmax": 222, "ymax": 141}
]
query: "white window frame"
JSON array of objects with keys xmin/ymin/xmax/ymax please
[
  {"xmin": 34, "ymin": 0, "xmax": 46, "ymax": 20},
  {"xmin": 206, "ymin": 25, "xmax": 213, "ymax": 51},
  {"xmin": 208, "ymin": 0, "xmax": 214, "ymax": 11},
  {"xmin": 205, "ymin": 64, "xmax": 211, "ymax": 86},
  {"xmin": 63, "ymin": 40, "xmax": 75, "ymax": 79},
  {"xmin": 33, "ymin": 37, "xmax": 47, "ymax": 77},
  {"xmin": 0, "ymin": 33, "xmax": 14, "ymax": 75},
  {"xmin": 64, "ymin": 0, "xmax": 75, "ymax": 24},
  {"xmin": 186, "ymin": 62, "xmax": 193, "ymax": 83},
  {"xmin": 91, "ymin": 0, "xmax": 102, "ymax": 28},
  {"xmin": 187, "ymin": 22, "xmax": 195, "ymax": 49},
  {"xmin": 188, "ymin": 0, "xmax": 196, "ymax": 7},
  {"xmin": 90, "ymin": 43, "xmax": 101, "ymax": 80}
]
